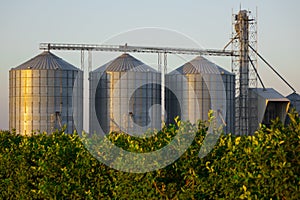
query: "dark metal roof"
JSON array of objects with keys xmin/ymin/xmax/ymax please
[
  {"xmin": 93, "ymin": 53, "xmax": 157, "ymax": 73},
  {"xmin": 12, "ymin": 51, "xmax": 79, "ymax": 71},
  {"xmin": 287, "ymin": 93, "xmax": 300, "ymax": 101},
  {"xmin": 169, "ymin": 56, "xmax": 233, "ymax": 75},
  {"xmin": 250, "ymin": 88, "xmax": 290, "ymax": 102}
]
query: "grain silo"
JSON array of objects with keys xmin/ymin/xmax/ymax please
[
  {"xmin": 89, "ymin": 53, "xmax": 161, "ymax": 136},
  {"xmin": 166, "ymin": 56, "xmax": 235, "ymax": 134},
  {"xmin": 9, "ymin": 51, "xmax": 83, "ymax": 135}
]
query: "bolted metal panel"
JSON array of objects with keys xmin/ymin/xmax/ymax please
[
  {"xmin": 166, "ymin": 56, "xmax": 235, "ymax": 134},
  {"xmin": 90, "ymin": 53, "xmax": 161, "ymax": 135},
  {"xmin": 9, "ymin": 51, "xmax": 83, "ymax": 135}
]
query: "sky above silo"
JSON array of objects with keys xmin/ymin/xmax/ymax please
[{"xmin": 0, "ymin": 0, "xmax": 299, "ymax": 130}]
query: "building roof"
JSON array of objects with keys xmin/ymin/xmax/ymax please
[
  {"xmin": 93, "ymin": 53, "xmax": 157, "ymax": 73},
  {"xmin": 249, "ymin": 88, "xmax": 290, "ymax": 126},
  {"xmin": 169, "ymin": 56, "xmax": 233, "ymax": 75},
  {"xmin": 287, "ymin": 92, "xmax": 300, "ymax": 101},
  {"xmin": 250, "ymin": 88, "xmax": 290, "ymax": 102},
  {"xmin": 12, "ymin": 51, "xmax": 79, "ymax": 71}
]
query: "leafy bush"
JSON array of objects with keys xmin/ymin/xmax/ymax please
[{"xmin": 0, "ymin": 111, "xmax": 299, "ymax": 199}]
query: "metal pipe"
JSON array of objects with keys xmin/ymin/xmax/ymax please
[
  {"xmin": 81, "ymin": 50, "xmax": 84, "ymax": 70},
  {"xmin": 161, "ymin": 53, "xmax": 167, "ymax": 125},
  {"xmin": 88, "ymin": 50, "xmax": 92, "ymax": 72},
  {"xmin": 223, "ymin": 34, "xmax": 238, "ymax": 51}
]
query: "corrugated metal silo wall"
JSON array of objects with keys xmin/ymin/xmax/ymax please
[
  {"xmin": 166, "ymin": 73, "xmax": 235, "ymax": 134},
  {"xmin": 222, "ymin": 73, "xmax": 235, "ymax": 134},
  {"xmin": 166, "ymin": 74, "xmax": 211, "ymax": 124},
  {"xmin": 9, "ymin": 69, "xmax": 83, "ymax": 135},
  {"xmin": 90, "ymin": 70, "xmax": 161, "ymax": 135}
]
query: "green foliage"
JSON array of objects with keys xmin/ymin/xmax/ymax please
[{"xmin": 0, "ymin": 111, "xmax": 299, "ymax": 199}]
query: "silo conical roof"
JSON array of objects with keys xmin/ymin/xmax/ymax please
[
  {"xmin": 93, "ymin": 53, "xmax": 157, "ymax": 73},
  {"xmin": 169, "ymin": 56, "xmax": 232, "ymax": 75},
  {"xmin": 13, "ymin": 51, "xmax": 78, "ymax": 71}
]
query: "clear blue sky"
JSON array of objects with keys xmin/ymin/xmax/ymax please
[{"xmin": 0, "ymin": 0, "xmax": 299, "ymax": 130}]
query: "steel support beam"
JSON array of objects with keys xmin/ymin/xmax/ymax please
[{"xmin": 40, "ymin": 43, "xmax": 234, "ymax": 57}]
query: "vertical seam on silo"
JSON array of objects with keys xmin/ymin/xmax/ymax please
[
  {"xmin": 24, "ymin": 71, "xmax": 26, "ymax": 122},
  {"xmin": 66, "ymin": 71, "xmax": 69, "ymax": 133},
  {"xmin": 201, "ymin": 77, "xmax": 204, "ymax": 120},
  {"xmin": 19, "ymin": 71, "xmax": 21, "ymax": 133},
  {"xmin": 14, "ymin": 71, "xmax": 16, "ymax": 131},
  {"xmin": 194, "ymin": 75, "xmax": 196, "ymax": 123},
  {"xmin": 31, "ymin": 71, "xmax": 33, "ymax": 134},
  {"xmin": 146, "ymin": 71, "xmax": 149, "ymax": 127},
  {"xmin": 46, "ymin": 70, "xmax": 49, "ymax": 133},
  {"xmin": 39, "ymin": 70, "xmax": 41, "ymax": 132},
  {"xmin": 124, "ymin": 71, "xmax": 126, "ymax": 132},
  {"xmin": 10, "ymin": 71, "xmax": 12, "ymax": 131},
  {"xmin": 60, "ymin": 70, "xmax": 62, "ymax": 131}
]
